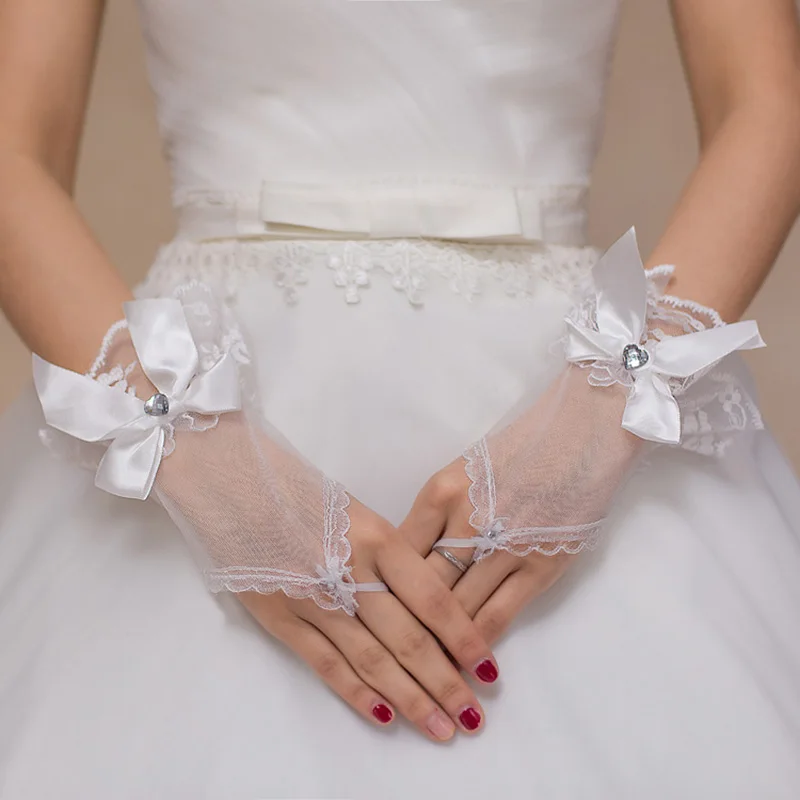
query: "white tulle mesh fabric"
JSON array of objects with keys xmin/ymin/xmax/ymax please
[
  {"xmin": 458, "ymin": 266, "xmax": 763, "ymax": 560},
  {"xmin": 50, "ymin": 282, "xmax": 362, "ymax": 614},
  {"xmin": 459, "ymin": 366, "xmax": 640, "ymax": 561}
]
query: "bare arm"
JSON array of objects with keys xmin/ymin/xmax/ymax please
[
  {"xmin": 0, "ymin": 0, "xmax": 133, "ymax": 372},
  {"xmin": 402, "ymin": 0, "xmax": 800, "ymax": 644},
  {"xmin": 651, "ymin": 0, "xmax": 800, "ymax": 320}
]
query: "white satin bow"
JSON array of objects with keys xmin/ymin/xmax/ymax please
[
  {"xmin": 33, "ymin": 298, "xmax": 241, "ymax": 500},
  {"xmin": 565, "ymin": 228, "xmax": 766, "ymax": 444}
]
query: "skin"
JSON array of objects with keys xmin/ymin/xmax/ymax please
[
  {"xmin": 0, "ymin": 0, "xmax": 498, "ymax": 742},
  {"xmin": 402, "ymin": 0, "xmax": 800, "ymax": 645},
  {"xmin": 0, "ymin": 0, "xmax": 798, "ymax": 741}
]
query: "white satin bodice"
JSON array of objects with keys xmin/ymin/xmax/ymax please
[{"xmin": 135, "ymin": 0, "xmax": 622, "ymax": 244}]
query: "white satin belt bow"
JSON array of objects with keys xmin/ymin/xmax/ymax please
[
  {"xmin": 564, "ymin": 228, "xmax": 765, "ymax": 444},
  {"xmin": 258, "ymin": 180, "xmax": 588, "ymax": 243},
  {"xmin": 33, "ymin": 298, "xmax": 241, "ymax": 500}
]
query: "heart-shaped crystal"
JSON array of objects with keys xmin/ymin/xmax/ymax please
[
  {"xmin": 622, "ymin": 343, "xmax": 650, "ymax": 371},
  {"xmin": 143, "ymin": 392, "xmax": 170, "ymax": 417}
]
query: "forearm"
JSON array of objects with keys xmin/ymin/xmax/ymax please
[
  {"xmin": 0, "ymin": 148, "xmax": 132, "ymax": 372},
  {"xmin": 647, "ymin": 51, "xmax": 800, "ymax": 319}
]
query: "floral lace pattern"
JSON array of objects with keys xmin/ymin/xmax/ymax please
[{"xmin": 137, "ymin": 238, "xmax": 600, "ymax": 307}]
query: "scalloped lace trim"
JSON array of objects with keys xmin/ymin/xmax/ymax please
[
  {"xmin": 458, "ymin": 438, "xmax": 603, "ymax": 560},
  {"xmin": 204, "ymin": 478, "xmax": 359, "ymax": 614},
  {"xmin": 137, "ymin": 238, "xmax": 599, "ymax": 307}
]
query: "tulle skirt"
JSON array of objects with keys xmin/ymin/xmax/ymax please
[{"xmin": 1, "ymin": 238, "xmax": 799, "ymax": 799}]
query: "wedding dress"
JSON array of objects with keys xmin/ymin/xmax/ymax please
[{"xmin": 1, "ymin": 1, "xmax": 799, "ymax": 798}]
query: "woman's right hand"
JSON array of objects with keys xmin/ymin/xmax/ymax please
[{"xmin": 239, "ymin": 495, "xmax": 498, "ymax": 741}]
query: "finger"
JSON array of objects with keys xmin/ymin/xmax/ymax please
[
  {"xmin": 427, "ymin": 542, "xmax": 473, "ymax": 587},
  {"xmin": 375, "ymin": 538, "xmax": 499, "ymax": 687},
  {"xmin": 397, "ymin": 476, "xmax": 450, "ymax": 555},
  {"xmin": 471, "ymin": 571, "xmax": 540, "ymax": 645},
  {"xmin": 267, "ymin": 611, "xmax": 397, "ymax": 729},
  {"xmin": 451, "ymin": 550, "xmax": 520, "ymax": 616},
  {"xmin": 303, "ymin": 604, "xmax": 458, "ymax": 742},
  {"xmin": 424, "ymin": 512, "xmax": 477, "ymax": 587},
  {"xmin": 355, "ymin": 591, "xmax": 488, "ymax": 734}
]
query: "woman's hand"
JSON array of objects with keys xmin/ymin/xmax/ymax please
[
  {"xmin": 399, "ymin": 462, "xmax": 576, "ymax": 645},
  {"xmin": 39, "ymin": 289, "xmax": 499, "ymax": 744},
  {"xmin": 400, "ymin": 368, "xmax": 642, "ymax": 644},
  {"xmin": 155, "ymin": 406, "xmax": 499, "ymax": 743},
  {"xmin": 239, "ymin": 497, "xmax": 497, "ymax": 741}
]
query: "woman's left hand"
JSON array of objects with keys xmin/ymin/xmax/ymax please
[
  {"xmin": 399, "ymin": 367, "xmax": 643, "ymax": 645},
  {"xmin": 398, "ymin": 460, "xmax": 577, "ymax": 646}
]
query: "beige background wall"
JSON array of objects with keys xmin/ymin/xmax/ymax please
[{"xmin": 1, "ymin": 1, "xmax": 798, "ymax": 469}]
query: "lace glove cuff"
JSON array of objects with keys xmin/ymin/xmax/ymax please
[
  {"xmin": 440, "ymin": 228, "xmax": 766, "ymax": 563},
  {"xmin": 33, "ymin": 283, "xmax": 384, "ymax": 613},
  {"xmin": 563, "ymin": 227, "xmax": 765, "ymax": 445}
]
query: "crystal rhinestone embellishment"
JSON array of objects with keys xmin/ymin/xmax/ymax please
[
  {"xmin": 143, "ymin": 392, "xmax": 170, "ymax": 417},
  {"xmin": 622, "ymin": 343, "xmax": 650, "ymax": 371}
]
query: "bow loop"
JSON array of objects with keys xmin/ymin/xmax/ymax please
[
  {"xmin": 124, "ymin": 298, "xmax": 200, "ymax": 398},
  {"xmin": 34, "ymin": 297, "xmax": 242, "ymax": 500},
  {"xmin": 593, "ymin": 227, "xmax": 648, "ymax": 346}
]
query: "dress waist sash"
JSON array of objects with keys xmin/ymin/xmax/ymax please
[{"xmin": 174, "ymin": 179, "xmax": 590, "ymax": 246}]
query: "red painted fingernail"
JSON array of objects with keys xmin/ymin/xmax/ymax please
[
  {"xmin": 475, "ymin": 659, "xmax": 498, "ymax": 683},
  {"xmin": 459, "ymin": 707, "xmax": 482, "ymax": 731},
  {"xmin": 372, "ymin": 703, "xmax": 393, "ymax": 724}
]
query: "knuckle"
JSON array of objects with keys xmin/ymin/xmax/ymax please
[
  {"xmin": 314, "ymin": 652, "xmax": 342, "ymax": 682},
  {"xmin": 396, "ymin": 629, "xmax": 433, "ymax": 662},
  {"xmin": 451, "ymin": 632, "xmax": 483, "ymax": 658},
  {"xmin": 436, "ymin": 680, "xmax": 464, "ymax": 706},
  {"xmin": 356, "ymin": 644, "xmax": 389, "ymax": 678},
  {"xmin": 350, "ymin": 516, "xmax": 394, "ymax": 555},
  {"xmin": 404, "ymin": 695, "xmax": 432, "ymax": 723},
  {"xmin": 424, "ymin": 586, "xmax": 454, "ymax": 621},
  {"xmin": 425, "ymin": 468, "xmax": 465, "ymax": 508},
  {"xmin": 347, "ymin": 682, "xmax": 371, "ymax": 708},
  {"xmin": 478, "ymin": 610, "xmax": 508, "ymax": 642}
]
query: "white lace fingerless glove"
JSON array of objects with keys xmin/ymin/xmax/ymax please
[
  {"xmin": 33, "ymin": 283, "xmax": 384, "ymax": 614},
  {"xmin": 439, "ymin": 228, "xmax": 766, "ymax": 561}
]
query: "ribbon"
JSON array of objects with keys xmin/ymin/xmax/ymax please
[
  {"xmin": 257, "ymin": 180, "xmax": 589, "ymax": 244},
  {"xmin": 33, "ymin": 298, "xmax": 241, "ymax": 500},
  {"xmin": 565, "ymin": 228, "xmax": 765, "ymax": 445}
]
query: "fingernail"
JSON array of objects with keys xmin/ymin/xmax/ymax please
[
  {"xmin": 372, "ymin": 703, "xmax": 393, "ymax": 724},
  {"xmin": 458, "ymin": 706, "xmax": 482, "ymax": 732},
  {"xmin": 475, "ymin": 659, "xmax": 499, "ymax": 683},
  {"xmin": 426, "ymin": 709, "xmax": 456, "ymax": 740}
]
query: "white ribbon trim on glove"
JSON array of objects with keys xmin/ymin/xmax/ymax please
[
  {"xmin": 33, "ymin": 298, "xmax": 241, "ymax": 500},
  {"xmin": 564, "ymin": 228, "xmax": 766, "ymax": 445}
]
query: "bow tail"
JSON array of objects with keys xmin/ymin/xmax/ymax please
[
  {"xmin": 33, "ymin": 354, "xmax": 143, "ymax": 441},
  {"xmin": 95, "ymin": 427, "xmax": 166, "ymax": 500},
  {"xmin": 653, "ymin": 319, "xmax": 765, "ymax": 378},
  {"xmin": 564, "ymin": 319, "xmax": 619, "ymax": 363},
  {"xmin": 621, "ymin": 372, "xmax": 682, "ymax": 444}
]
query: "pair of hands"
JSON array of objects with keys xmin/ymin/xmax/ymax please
[
  {"xmin": 231, "ymin": 369, "xmax": 640, "ymax": 743},
  {"xmin": 238, "ymin": 463, "xmax": 576, "ymax": 743}
]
